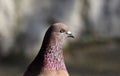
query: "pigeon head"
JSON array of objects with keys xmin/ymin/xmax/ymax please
[{"xmin": 49, "ymin": 23, "xmax": 74, "ymax": 40}]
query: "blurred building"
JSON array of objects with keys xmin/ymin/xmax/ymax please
[
  {"xmin": 89, "ymin": 0, "xmax": 120, "ymax": 37},
  {"xmin": 0, "ymin": 0, "xmax": 16, "ymax": 56}
]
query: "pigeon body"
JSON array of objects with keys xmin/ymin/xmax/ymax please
[{"xmin": 24, "ymin": 23, "xmax": 74, "ymax": 76}]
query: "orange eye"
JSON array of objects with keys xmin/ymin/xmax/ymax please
[{"xmin": 60, "ymin": 29, "xmax": 65, "ymax": 33}]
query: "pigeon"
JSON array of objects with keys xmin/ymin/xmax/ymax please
[{"xmin": 23, "ymin": 23, "xmax": 74, "ymax": 76}]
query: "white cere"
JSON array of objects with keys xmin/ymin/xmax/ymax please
[{"xmin": 67, "ymin": 31, "xmax": 72, "ymax": 34}]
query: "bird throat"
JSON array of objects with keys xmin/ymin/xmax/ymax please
[{"xmin": 43, "ymin": 40, "xmax": 66, "ymax": 70}]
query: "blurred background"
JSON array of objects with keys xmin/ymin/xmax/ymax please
[{"xmin": 0, "ymin": 0, "xmax": 120, "ymax": 76}]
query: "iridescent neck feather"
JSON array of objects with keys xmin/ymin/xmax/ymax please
[{"xmin": 43, "ymin": 35, "xmax": 66, "ymax": 70}]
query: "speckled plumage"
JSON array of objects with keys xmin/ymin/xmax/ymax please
[{"xmin": 23, "ymin": 23, "xmax": 74, "ymax": 76}]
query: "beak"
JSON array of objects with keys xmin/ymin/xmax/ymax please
[{"xmin": 66, "ymin": 31, "xmax": 74, "ymax": 38}]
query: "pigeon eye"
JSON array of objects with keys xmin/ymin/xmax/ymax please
[{"xmin": 60, "ymin": 29, "xmax": 65, "ymax": 33}]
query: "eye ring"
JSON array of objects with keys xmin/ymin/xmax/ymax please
[{"xmin": 60, "ymin": 29, "xmax": 65, "ymax": 33}]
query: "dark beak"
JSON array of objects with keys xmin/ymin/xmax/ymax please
[{"xmin": 67, "ymin": 31, "xmax": 74, "ymax": 38}]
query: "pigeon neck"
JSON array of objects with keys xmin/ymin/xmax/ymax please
[{"xmin": 43, "ymin": 37, "xmax": 66, "ymax": 70}]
